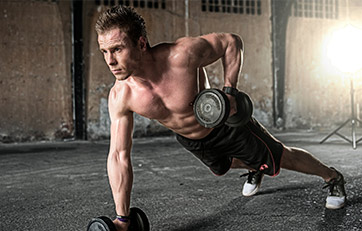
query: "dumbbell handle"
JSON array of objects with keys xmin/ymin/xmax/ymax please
[{"xmin": 222, "ymin": 86, "xmax": 239, "ymax": 96}]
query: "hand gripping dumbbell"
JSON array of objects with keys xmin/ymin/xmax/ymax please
[
  {"xmin": 193, "ymin": 87, "xmax": 253, "ymax": 128},
  {"xmin": 87, "ymin": 207, "xmax": 150, "ymax": 231}
]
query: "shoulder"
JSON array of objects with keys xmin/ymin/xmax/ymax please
[
  {"xmin": 108, "ymin": 81, "xmax": 132, "ymax": 121},
  {"xmin": 153, "ymin": 36, "xmax": 211, "ymax": 67},
  {"xmin": 151, "ymin": 35, "xmax": 216, "ymax": 57},
  {"xmin": 174, "ymin": 35, "xmax": 210, "ymax": 51},
  {"xmin": 165, "ymin": 33, "xmax": 227, "ymax": 66},
  {"xmin": 154, "ymin": 33, "xmax": 240, "ymax": 51},
  {"xmin": 174, "ymin": 33, "xmax": 231, "ymax": 48}
]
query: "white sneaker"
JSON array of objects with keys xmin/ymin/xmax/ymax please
[
  {"xmin": 324, "ymin": 168, "xmax": 346, "ymax": 210},
  {"xmin": 325, "ymin": 196, "xmax": 346, "ymax": 210},
  {"xmin": 241, "ymin": 171, "xmax": 264, "ymax": 197}
]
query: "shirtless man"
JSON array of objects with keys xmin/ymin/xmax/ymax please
[{"xmin": 95, "ymin": 6, "xmax": 346, "ymax": 231}]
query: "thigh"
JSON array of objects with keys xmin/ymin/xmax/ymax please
[
  {"xmin": 176, "ymin": 131, "xmax": 232, "ymax": 176},
  {"xmin": 237, "ymin": 118, "xmax": 284, "ymax": 176}
]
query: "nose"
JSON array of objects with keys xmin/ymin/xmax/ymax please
[{"xmin": 106, "ymin": 53, "xmax": 117, "ymax": 66}]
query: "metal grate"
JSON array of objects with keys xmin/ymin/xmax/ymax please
[
  {"xmin": 201, "ymin": 0, "xmax": 262, "ymax": 15},
  {"xmin": 95, "ymin": 0, "xmax": 166, "ymax": 9},
  {"xmin": 29, "ymin": 0, "xmax": 59, "ymax": 2},
  {"xmin": 292, "ymin": 0, "xmax": 338, "ymax": 19}
]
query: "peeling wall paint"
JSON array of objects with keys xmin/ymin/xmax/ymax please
[{"xmin": 2, "ymin": 1, "xmax": 362, "ymax": 142}]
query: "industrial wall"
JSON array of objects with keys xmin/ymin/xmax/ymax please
[
  {"xmin": 1, "ymin": 0, "xmax": 361, "ymax": 142},
  {"xmin": 0, "ymin": 0, "xmax": 73, "ymax": 142}
]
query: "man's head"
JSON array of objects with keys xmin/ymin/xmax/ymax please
[
  {"xmin": 97, "ymin": 6, "xmax": 149, "ymax": 81},
  {"xmin": 95, "ymin": 5, "xmax": 148, "ymax": 47}
]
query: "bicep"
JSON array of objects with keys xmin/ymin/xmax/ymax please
[
  {"xmin": 109, "ymin": 112, "xmax": 134, "ymax": 156},
  {"xmin": 107, "ymin": 85, "xmax": 134, "ymax": 156}
]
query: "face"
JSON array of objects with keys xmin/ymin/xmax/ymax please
[{"xmin": 98, "ymin": 28, "xmax": 144, "ymax": 81}]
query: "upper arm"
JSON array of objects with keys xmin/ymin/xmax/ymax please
[{"xmin": 108, "ymin": 86, "xmax": 134, "ymax": 157}]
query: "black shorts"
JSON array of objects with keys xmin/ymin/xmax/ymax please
[{"xmin": 176, "ymin": 118, "xmax": 284, "ymax": 176}]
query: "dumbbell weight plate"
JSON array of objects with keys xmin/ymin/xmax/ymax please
[
  {"xmin": 225, "ymin": 91, "xmax": 253, "ymax": 127},
  {"xmin": 87, "ymin": 207, "xmax": 150, "ymax": 231},
  {"xmin": 87, "ymin": 216, "xmax": 116, "ymax": 231},
  {"xmin": 193, "ymin": 89, "xmax": 230, "ymax": 128},
  {"xmin": 129, "ymin": 207, "xmax": 150, "ymax": 231}
]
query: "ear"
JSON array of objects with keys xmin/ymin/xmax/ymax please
[{"xmin": 138, "ymin": 36, "xmax": 148, "ymax": 51}]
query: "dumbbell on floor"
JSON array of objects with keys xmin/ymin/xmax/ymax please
[{"xmin": 87, "ymin": 207, "xmax": 150, "ymax": 231}]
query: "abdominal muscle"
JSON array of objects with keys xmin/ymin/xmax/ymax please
[
  {"xmin": 158, "ymin": 111, "xmax": 214, "ymax": 140},
  {"xmin": 135, "ymin": 101, "xmax": 213, "ymax": 140}
]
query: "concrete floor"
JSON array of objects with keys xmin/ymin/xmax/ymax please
[{"xmin": 0, "ymin": 129, "xmax": 362, "ymax": 231}]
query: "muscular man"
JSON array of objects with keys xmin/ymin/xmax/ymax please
[{"xmin": 95, "ymin": 6, "xmax": 346, "ymax": 231}]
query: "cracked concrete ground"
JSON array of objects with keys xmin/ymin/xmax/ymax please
[{"xmin": 0, "ymin": 129, "xmax": 361, "ymax": 230}]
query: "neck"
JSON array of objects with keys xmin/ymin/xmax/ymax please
[{"xmin": 131, "ymin": 48, "xmax": 159, "ymax": 83}]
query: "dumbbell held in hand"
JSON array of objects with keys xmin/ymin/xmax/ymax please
[
  {"xmin": 193, "ymin": 87, "xmax": 253, "ymax": 128},
  {"xmin": 87, "ymin": 207, "xmax": 150, "ymax": 231}
]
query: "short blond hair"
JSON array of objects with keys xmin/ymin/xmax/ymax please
[{"xmin": 95, "ymin": 5, "xmax": 147, "ymax": 46}]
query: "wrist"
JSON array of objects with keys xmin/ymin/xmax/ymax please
[
  {"xmin": 113, "ymin": 218, "xmax": 130, "ymax": 231},
  {"xmin": 116, "ymin": 215, "xmax": 130, "ymax": 223}
]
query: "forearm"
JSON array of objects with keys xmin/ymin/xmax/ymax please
[
  {"xmin": 222, "ymin": 33, "xmax": 244, "ymax": 88},
  {"xmin": 107, "ymin": 150, "xmax": 133, "ymax": 216}
]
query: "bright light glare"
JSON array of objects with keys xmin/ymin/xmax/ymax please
[{"xmin": 326, "ymin": 25, "xmax": 362, "ymax": 73}]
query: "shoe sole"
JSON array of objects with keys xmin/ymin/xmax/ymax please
[
  {"xmin": 325, "ymin": 203, "xmax": 345, "ymax": 210},
  {"xmin": 325, "ymin": 199, "xmax": 346, "ymax": 210},
  {"xmin": 325, "ymin": 195, "xmax": 346, "ymax": 210}
]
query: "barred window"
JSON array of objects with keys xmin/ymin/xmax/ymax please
[
  {"xmin": 95, "ymin": 0, "xmax": 166, "ymax": 9},
  {"xmin": 202, "ymin": 0, "xmax": 262, "ymax": 15},
  {"xmin": 31, "ymin": 0, "xmax": 59, "ymax": 2},
  {"xmin": 292, "ymin": 0, "xmax": 338, "ymax": 19}
]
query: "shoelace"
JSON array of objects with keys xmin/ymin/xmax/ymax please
[
  {"xmin": 240, "ymin": 172, "xmax": 250, "ymax": 178},
  {"xmin": 323, "ymin": 180, "xmax": 334, "ymax": 189},
  {"xmin": 240, "ymin": 171, "xmax": 262, "ymax": 184},
  {"xmin": 322, "ymin": 174, "xmax": 344, "ymax": 196}
]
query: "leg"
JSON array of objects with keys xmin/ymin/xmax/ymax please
[
  {"xmin": 230, "ymin": 158, "xmax": 256, "ymax": 171},
  {"xmin": 281, "ymin": 146, "xmax": 338, "ymax": 182},
  {"xmin": 281, "ymin": 146, "xmax": 347, "ymax": 209}
]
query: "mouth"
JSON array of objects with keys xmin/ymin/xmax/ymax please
[{"xmin": 111, "ymin": 69, "xmax": 123, "ymax": 75}]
